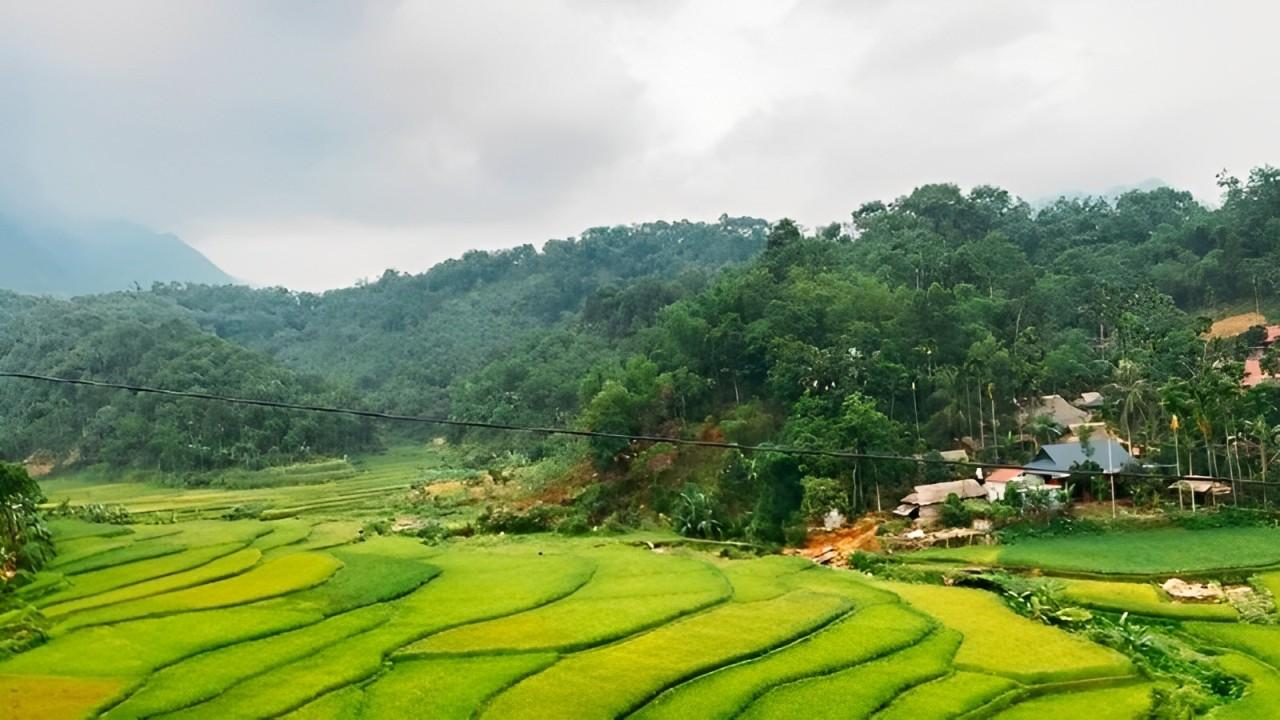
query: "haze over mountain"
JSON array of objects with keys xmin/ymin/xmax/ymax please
[{"xmin": 0, "ymin": 212, "xmax": 234, "ymax": 296}]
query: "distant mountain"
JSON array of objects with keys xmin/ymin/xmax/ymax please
[
  {"xmin": 0, "ymin": 213, "xmax": 234, "ymax": 296},
  {"xmin": 1029, "ymin": 178, "xmax": 1169, "ymax": 208}
]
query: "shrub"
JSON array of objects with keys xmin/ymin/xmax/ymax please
[
  {"xmin": 939, "ymin": 493, "xmax": 972, "ymax": 528},
  {"xmin": 672, "ymin": 487, "xmax": 722, "ymax": 539},
  {"xmin": 476, "ymin": 504, "xmax": 568, "ymax": 534},
  {"xmin": 799, "ymin": 476, "xmax": 846, "ymax": 521}
]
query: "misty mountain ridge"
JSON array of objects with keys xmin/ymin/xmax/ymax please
[{"xmin": 0, "ymin": 212, "xmax": 234, "ymax": 296}]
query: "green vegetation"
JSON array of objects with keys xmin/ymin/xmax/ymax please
[
  {"xmin": 875, "ymin": 672, "xmax": 1019, "ymax": 720},
  {"xmin": 102, "ymin": 606, "xmax": 392, "ymax": 719},
  {"xmin": 363, "ymin": 654, "xmax": 557, "ymax": 720},
  {"xmin": 635, "ymin": 603, "xmax": 933, "ymax": 719},
  {"xmin": 1185, "ymin": 623, "xmax": 1280, "ymax": 670},
  {"xmin": 920, "ymin": 526, "xmax": 1280, "ymax": 576},
  {"xmin": 1, "ymin": 462, "xmax": 53, "ymax": 587},
  {"xmin": 482, "ymin": 592, "xmax": 850, "ymax": 719},
  {"xmin": 1211, "ymin": 653, "xmax": 1280, "ymax": 719},
  {"xmin": 1059, "ymin": 578, "xmax": 1238, "ymax": 620},
  {"xmin": 6, "ymin": 505, "xmax": 1280, "ymax": 718},
  {"xmin": 989, "ymin": 683, "xmax": 1156, "ymax": 719},
  {"xmin": 883, "ymin": 582, "xmax": 1133, "ymax": 683},
  {"xmin": 53, "ymin": 552, "xmax": 340, "ymax": 633},
  {"xmin": 738, "ymin": 628, "xmax": 962, "ymax": 719},
  {"xmin": 403, "ymin": 548, "xmax": 728, "ymax": 654},
  {"xmin": 43, "ymin": 547, "xmax": 261, "ymax": 617},
  {"xmin": 33, "ymin": 542, "xmax": 248, "ymax": 607}
]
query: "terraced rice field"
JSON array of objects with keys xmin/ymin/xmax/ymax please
[
  {"xmin": 917, "ymin": 526, "xmax": 1280, "ymax": 576},
  {"xmin": 38, "ymin": 445, "xmax": 479, "ymax": 521},
  {"xmin": 4, "ymin": 516, "xmax": 1168, "ymax": 719}
]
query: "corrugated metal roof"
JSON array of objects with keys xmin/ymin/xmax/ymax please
[
  {"xmin": 1024, "ymin": 439, "xmax": 1134, "ymax": 475},
  {"xmin": 904, "ymin": 478, "xmax": 987, "ymax": 506}
]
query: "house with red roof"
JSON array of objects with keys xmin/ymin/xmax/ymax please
[{"xmin": 1242, "ymin": 324, "xmax": 1280, "ymax": 387}]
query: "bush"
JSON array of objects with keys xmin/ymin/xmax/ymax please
[
  {"xmin": 799, "ymin": 476, "xmax": 846, "ymax": 521},
  {"xmin": 223, "ymin": 504, "xmax": 265, "ymax": 521},
  {"xmin": 671, "ymin": 487, "xmax": 722, "ymax": 539},
  {"xmin": 939, "ymin": 494, "xmax": 972, "ymax": 528},
  {"xmin": 476, "ymin": 504, "xmax": 569, "ymax": 534}
]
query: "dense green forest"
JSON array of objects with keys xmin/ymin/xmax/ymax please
[
  {"xmin": 4, "ymin": 169, "xmax": 1280, "ymax": 539},
  {"xmin": 0, "ymin": 293, "xmax": 371, "ymax": 472}
]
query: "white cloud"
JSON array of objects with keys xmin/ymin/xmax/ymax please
[{"xmin": 2, "ymin": 0, "xmax": 1278, "ymax": 290}]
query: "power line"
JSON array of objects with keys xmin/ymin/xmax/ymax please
[{"xmin": 0, "ymin": 370, "xmax": 1258, "ymax": 486}]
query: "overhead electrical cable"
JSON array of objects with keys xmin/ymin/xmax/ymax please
[{"xmin": 0, "ymin": 370, "xmax": 1254, "ymax": 486}]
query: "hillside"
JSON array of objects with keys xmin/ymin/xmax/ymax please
[
  {"xmin": 3, "ymin": 169, "xmax": 1280, "ymax": 542},
  {"xmin": 0, "ymin": 291, "xmax": 370, "ymax": 470},
  {"xmin": 0, "ymin": 213, "xmax": 233, "ymax": 296},
  {"xmin": 151, "ymin": 217, "xmax": 768, "ymax": 416}
]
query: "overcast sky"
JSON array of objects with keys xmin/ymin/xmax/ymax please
[{"xmin": 2, "ymin": 1, "xmax": 1278, "ymax": 290}]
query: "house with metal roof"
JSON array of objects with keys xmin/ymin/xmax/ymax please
[
  {"xmin": 1023, "ymin": 439, "xmax": 1134, "ymax": 479},
  {"xmin": 892, "ymin": 478, "xmax": 987, "ymax": 522}
]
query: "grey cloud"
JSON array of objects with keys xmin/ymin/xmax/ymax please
[{"xmin": 1, "ymin": 0, "xmax": 1278, "ymax": 290}]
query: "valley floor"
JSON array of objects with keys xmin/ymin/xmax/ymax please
[{"xmin": 7, "ymin": 451, "xmax": 1280, "ymax": 719}]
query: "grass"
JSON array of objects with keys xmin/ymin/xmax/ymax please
[
  {"xmin": 273, "ymin": 537, "xmax": 440, "ymax": 615},
  {"xmin": 45, "ymin": 518, "xmax": 133, "ymax": 540},
  {"xmin": 0, "ymin": 674, "xmax": 130, "ymax": 720},
  {"xmin": 481, "ymin": 591, "xmax": 851, "ymax": 720},
  {"xmin": 883, "ymin": 582, "xmax": 1133, "ymax": 683},
  {"xmin": 41, "ymin": 444, "xmax": 474, "ymax": 520},
  {"xmin": 362, "ymin": 654, "xmax": 558, "ymax": 720},
  {"xmin": 51, "ymin": 542, "xmax": 186, "ymax": 575},
  {"xmin": 1212, "ymin": 652, "xmax": 1280, "ymax": 719},
  {"xmin": 251, "ymin": 519, "xmax": 313, "ymax": 551},
  {"xmin": 1058, "ymin": 578, "xmax": 1239, "ymax": 621},
  {"xmin": 0, "ymin": 606, "xmax": 322, "ymax": 677},
  {"xmin": 1257, "ymin": 570, "xmax": 1280, "ymax": 600},
  {"xmin": 403, "ymin": 547, "xmax": 729, "ymax": 654},
  {"xmin": 53, "ymin": 552, "xmax": 340, "ymax": 633},
  {"xmin": 281, "ymin": 686, "xmax": 365, "ymax": 720},
  {"xmin": 873, "ymin": 672, "xmax": 1020, "ymax": 720},
  {"xmin": 1185, "ymin": 622, "xmax": 1280, "ymax": 670},
  {"xmin": 718, "ymin": 555, "xmax": 814, "ymax": 601},
  {"xmin": 918, "ymin": 526, "xmax": 1280, "ymax": 576},
  {"xmin": 34, "ymin": 542, "xmax": 249, "ymax": 608},
  {"xmin": 634, "ymin": 603, "xmax": 934, "ymax": 719},
  {"xmin": 161, "ymin": 550, "xmax": 597, "ymax": 719},
  {"xmin": 989, "ymin": 683, "xmax": 1156, "ymax": 719},
  {"xmin": 43, "ymin": 547, "xmax": 262, "ymax": 618},
  {"xmin": 101, "ymin": 606, "xmax": 392, "ymax": 719},
  {"xmin": 737, "ymin": 628, "xmax": 962, "ymax": 719},
  {"xmin": 19, "ymin": 479, "xmax": 1255, "ymax": 720}
]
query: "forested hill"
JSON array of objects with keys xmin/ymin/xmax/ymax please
[
  {"xmin": 150, "ymin": 217, "xmax": 769, "ymax": 416},
  {"xmin": 0, "ymin": 213, "xmax": 234, "ymax": 296},
  {"xmin": 4, "ymin": 167, "xmax": 1280, "ymax": 540},
  {"xmin": 0, "ymin": 292, "xmax": 370, "ymax": 470}
]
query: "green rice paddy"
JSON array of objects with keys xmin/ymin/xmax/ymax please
[
  {"xmin": 7, "ymin": 447, "xmax": 1279, "ymax": 718},
  {"xmin": 918, "ymin": 526, "xmax": 1280, "ymax": 576},
  {"xmin": 3, "ymin": 512, "xmax": 1173, "ymax": 720}
]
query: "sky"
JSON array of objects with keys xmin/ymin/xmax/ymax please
[{"xmin": 2, "ymin": 1, "xmax": 1278, "ymax": 291}]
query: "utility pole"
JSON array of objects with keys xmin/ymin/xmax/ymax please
[{"xmin": 911, "ymin": 381, "xmax": 921, "ymax": 447}]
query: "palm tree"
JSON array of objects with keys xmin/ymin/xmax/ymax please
[
  {"xmin": 1106, "ymin": 359, "xmax": 1153, "ymax": 452},
  {"xmin": 1025, "ymin": 414, "xmax": 1063, "ymax": 452}
]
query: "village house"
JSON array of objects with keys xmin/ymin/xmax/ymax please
[
  {"xmin": 1241, "ymin": 324, "xmax": 1280, "ymax": 387},
  {"xmin": 892, "ymin": 478, "xmax": 986, "ymax": 523},
  {"xmin": 980, "ymin": 466, "xmax": 1060, "ymax": 501},
  {"xmin": 1017, "ymin": 394, "xmax": 1093, "ymax": 440},
  {"xmin": 1022, "ymin": 439, "xmax": 1135, "ymax": 481}
]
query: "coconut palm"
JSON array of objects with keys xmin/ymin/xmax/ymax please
[
  {"xmin": 1025, "ymin": 414, "xmax": 1063, "ymax": 452},
  {"xmin": 1105, "ymin": 359, "xmax": 1154, "ymax": 452}
]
